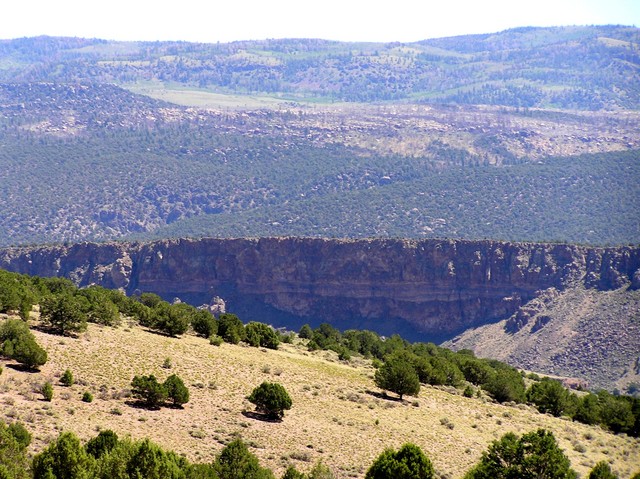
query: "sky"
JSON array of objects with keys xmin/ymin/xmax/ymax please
[{"xmin": 1, "ymin": 0, "xmax": 639, "ymax": 44}]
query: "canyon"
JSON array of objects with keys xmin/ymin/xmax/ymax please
[
  {"xmin": 2, "ymin": 237, "xmax": 639, "ymax": 389},
  {"xmin": 0, "ymin": 237, "xmax": 637, "ymax": 334}
]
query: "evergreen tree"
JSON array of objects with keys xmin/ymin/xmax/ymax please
[
  {"xmin": 126, "ymin": 438, "xmax": 188, "ymax": 479},
  {"xmin": 464, "ymin": 429, "xmax": 577, "ymax": 479},
  {"xmin": 365, "ymin": 443, "xmax": 434, "ymax": 479},
  {"xmin": 574, "ymin": 393, "xmax": 601, "ymax": 425},
  {"xmin": 588, "ymin": 461, "xmax": 618, "ymax": 479},
  {"xmin": 245, "ymin": 322, "xmax": 280, "ymax": 349},
  {"xmin": 149, "ymin": 302, "xmax": 190, "ymax": 336},
  {"xmin": 164, "ymin": 374, "xmax": 190, "ymax": 407},
  {"xmin": 298, "ymin": 324, "xmax": 313, "ymax": 340},
  {"xmin": 526, "ymin": 378, "xmax": 571, "ymax": 417},
  {"xmin": 598, "ymin": 391, "xmax": 635, "ymax": 434},
  {"xmin": 482, "ymin": 367, "xmax": 526, "ymax": 403},
  {"xmin": 191, "ymin": 309, "xmax": 218, "ymax": 338},
  {"xmin": 248, "ymin": 382, "xmax": 292, "ymax": 419},
  {"xmin": 131, "ymin": 375, "xmax": 167, "ymax": 408},
  {"xmin": 282, "ymin": 465, "xmax": 306, "ymax": 479},
  {"xmin": 374, "ymin": 353, "xmax": 420, "ymax": 400},
  {"xmin": 40, "ymin": 294, "xmax": 88, "ymax": 335},
  {"xmin": 218, "ymin": 313, "xmax": 246, "ymax": 344},
  {"xmin": 7, "ymin": 422, "xmax": 31, "ymax": 449},
  {"xmin": 85, "ymin": 430, "xmax": 119, "ymax": 459},
  {"xmin": 0, "ymin": 420, "xmax": 30, "ymax": 479},
  {"xmin": 0, "ymin": 318, "xmax": 47, "ymax": 369},
  {"xmin": 214, "ymin": 438, "xmax": 274, "ymax": 479},
  {"xmin": 32, "ymin": 431, "xmax": 96, "ymax": 479}
]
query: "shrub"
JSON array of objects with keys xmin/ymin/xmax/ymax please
[
  {"xmin": 42, "ymin": 382, "xmax": 53, "ymax": 402},
  {"xmin": 366, "ymin": 443, "xmax": 434, "ymax": 479},
  {"xmin": 61, "ymin": 369, "xmax": 74, "ymax": 387},
  {"xmin": 131, "ymin": 375, "xmax": 167, "ymax": 408},
  {"xmin": 209, "ymin": 334, "xmax": 224, "ymax": 346},
  {"xmin": 0, "ymin": 319, "xmax": 47, "ymax": 370},
  {"xmin": 308, "ymin": 461, "xmax": 336, "ymax": 479},
  {"xmin": 82, "ymin": 391, "xmax": 93, "ymax": 403},
  {"xmin": 248, "ymin": 382, "xmax": 292, "ymax": 419},
  {"xmin": 164, "ymin": 374, "xmax": 190, "ymax": 407}
]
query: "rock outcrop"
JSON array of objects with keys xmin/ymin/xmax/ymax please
[{"xmin": 1, "ymin": 237, "xmax": 638, "ymax": 341}]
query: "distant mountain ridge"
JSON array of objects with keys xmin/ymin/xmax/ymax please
[{"xmin": 1, "ymin": 25, "xmax": 639, "ymax": 108}]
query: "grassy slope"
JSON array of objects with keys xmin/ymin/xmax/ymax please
[{"xmin": 1, "ymin": 318, "xmax": 638, "ymax": 478}]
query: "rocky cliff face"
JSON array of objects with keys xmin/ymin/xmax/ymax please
[{"xmin": 1, "ymin": 237, "xmax": 638, "ymax": 341}]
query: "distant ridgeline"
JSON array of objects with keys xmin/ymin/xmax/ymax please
[
  {"xmin": 0, "ymin": 25, "xmax": 639, "ymax": 108},
  {"xmin": 0, "ymin": 237, "xmax": 638, "ymax": 338}
]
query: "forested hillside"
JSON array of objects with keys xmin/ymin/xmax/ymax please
[
  {"xmin": 1, "ymin": 25, "xmax": 639, "ymax": 108},
  {"xmin": 0, "ymin": 81, "xmax": 638, "ymax": 246}
]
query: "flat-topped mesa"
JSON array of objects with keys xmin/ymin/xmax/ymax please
[{"xmin": 1, "ymin": 237, "xmax": 638, "ymax": 341}]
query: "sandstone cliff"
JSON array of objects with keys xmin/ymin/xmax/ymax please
[{"xmin": 0, "ymin": 237, "xmax": 638, "ymax": 342}]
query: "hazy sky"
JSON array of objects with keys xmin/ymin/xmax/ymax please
[{"xmin": 1, "ymin": 0, "xmax": 638, "ymax": 43}]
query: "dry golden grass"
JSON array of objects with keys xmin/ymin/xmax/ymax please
[
  {"xmin": 125, "ymin": 83, "xmax": 293, "ymax": 109},
  {"xmin": 1, "ymin": 317, "xmax": 639, "ymax": 478}
]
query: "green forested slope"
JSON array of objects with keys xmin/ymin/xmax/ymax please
[
  {"xmin": 0, "ymin": 25, "xmax": 638, "ymax": 109},
  {"xmin": 142, "ymin": 150, "xmax": 640, "ymax": 245}
]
